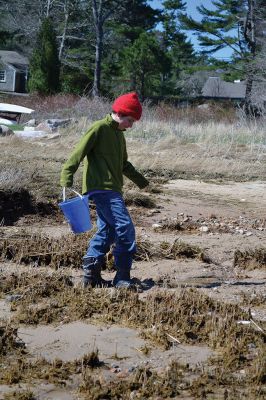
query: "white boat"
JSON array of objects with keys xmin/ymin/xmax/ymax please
[
  {"xmin": 0, "ymin": 103, "xmax": 34, "ymax": 125},
  {"xmin": 0, "ymin": 117, "xmax": 15, "ymax": 125},
  {"xmin": 0, "ymin": 103, "xmax": 34, "ymax": 114}
]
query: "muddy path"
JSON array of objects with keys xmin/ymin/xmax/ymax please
[
  {"xmin": 0, "ymin": 179, "xmax": 265, "ymax": 399},
  {"xmin": 153, "ymin": 179, "xmax": 266, "ymax": 218}
]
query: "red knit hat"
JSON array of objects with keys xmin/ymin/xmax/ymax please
[{"xmin": 112, "ymin": 92, "xmax": 142, "ymax": 121}]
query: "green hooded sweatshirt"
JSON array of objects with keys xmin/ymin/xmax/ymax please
[{"xmin": 60, "ymin": 114, "xmax": 149, "ymax": 194}]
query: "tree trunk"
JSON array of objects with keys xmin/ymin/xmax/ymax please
[
  {"xmin": 59, "ymin": 10, "xmax": 69, "ymax": 60},
  {"xmin": 244, "ymin": 73, "xmax": 253, "ymax": 113},
  {"xmin": 46, "ymin": 0, "xmax": 53, "ymax": 17},
  {"xmin": 92, "ymin": 24, "xmax": 103, "ymax": 97},
  {"xmin": 130, "ymin": 73, "xmax": 137, "ymax": 91},
  {"xmin": 244, "ymin": 0, "xmax": 256, "ymax": 114},
  {"xmin": 140, "ymin": 71, "xmax": 145, "ymax": 100}
]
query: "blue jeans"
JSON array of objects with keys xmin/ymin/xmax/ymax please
[{"xmin": 84, "ymin": 191, "xmax": 136, "ymax": 277}]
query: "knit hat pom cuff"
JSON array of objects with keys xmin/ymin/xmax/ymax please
[{"xmin": 112, "ymin": 92, "xmax": 142, "ymax": 121}]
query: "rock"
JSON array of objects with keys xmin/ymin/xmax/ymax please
[
  {"xmin": 22, "ymin": 126, "xmax": 35, "ymax": 131},
  {"xmin": 36, "ymin": 122, "xmax": 54, "ymax": 132},
  {"xmin": 199, "ymin": 226, "xmax": 209, "ymax": 232},
  {"xmin": 36, "ymin": 119, "xmax": 71, "ymax": 132},
  {"xmin": 110, "ymin": 367, "xmax": 121, "ymax": 373},
  {"xmin": 6, "ymin": 294, "xmax": 23, "ymax": 302},
  {"xmin": 47, "ymin": 133, "xmax": 61, "ymax": 140},
  {"xmin": 47, "ymin": 118, "xmax": 72, "ymax": 128},
  {"xmin": 117, "ymin": 371, "xmax": 129, "ymax": 378},
  {"xmin": 246, "ymin": 231, "xmax": 253, "ymax": 236},
  {"xmin": 15, "ymin": 130, "xmax": 47, "ymax": 138},
  {"xmin": 15, "ymin": 339, "xmax": 26, "ymax": 348},
  {"xmin": 0, "ymin": 125, "xmax": 14, "ymax": 136},
  {"xmin": 152, "ymin": 223, "xmax": 162, "ymax": 229},
  {"xmin": 147, "ymin": 209, "xmax": 161, "ymax": 216},
  {"xmin": 197, "ymin": 103, "xmax": 210, "ymax": 109},
  {"xmin": 24, "ymin": 119, "xmax": 36, "ymax": 127}
]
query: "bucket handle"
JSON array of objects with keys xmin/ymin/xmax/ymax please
[{"xmin": 62, "ymin": 187, "xmax": 83, "ymax": 202}]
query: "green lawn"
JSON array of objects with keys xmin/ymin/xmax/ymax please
[{"xmin": 1, "ymin": 123, "xmax": 25, "ymax": 131}]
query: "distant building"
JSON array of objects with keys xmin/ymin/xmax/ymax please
[
  {"xmin": 0, "ymin": 51, "xmax": 29, "ymax": 93},
  {"xmin": 202, "ymin": 77, "xmax": 246, "ymax": 101}
]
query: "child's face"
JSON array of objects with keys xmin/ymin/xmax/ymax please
[{"xmin": 117, "ymin": 114, "xmax": 136, "ymax": 130}]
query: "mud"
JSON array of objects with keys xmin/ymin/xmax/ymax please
[{"xmin": 0, "ymin": 178, "xmax": 266, "ymax": 399}]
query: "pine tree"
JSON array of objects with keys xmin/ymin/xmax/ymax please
[
  {"xmin": 90, "ymin": 0, "xmax": 160, "ymax": 96},
  {"xmin": 28, "ymin": 17, "xmax": 60, "ymax": 94},
  {"xmin": 114, "ymin": 0, "xmax": 160, "ymax": 42},
  {"xmin": 160, "ymin": 0, "xmax": 197, "ymax": 95},
  {"xmin": 122, "ymin": 32, "xmax": 171, "ymax": 98},
  {"xmin": 180, "ymin": 0, "xmax": 248, "ymax": 57},
  {"xmin": 181, "ymin": 0, "xmax": 266, "ymax": 111}
]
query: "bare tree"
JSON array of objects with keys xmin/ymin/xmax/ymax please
[
  {"xmin": 1, "ymin": 0, "xmax": 56, "ymax": 49},
  {"xmin": 90, "ymin": 0, "xmax": 125, "ymax": 97},
  {"xmin": 55, "ymin": 0, "xmax": 87, "ymax": 61},
  {"xmin": 241, "ymin": 0, "xmax": 266, "ymax": 113}
]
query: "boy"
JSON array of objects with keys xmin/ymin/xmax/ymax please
[{"xmin": 60, "ymin": 92, "xmax": 149, "ymax": 288}]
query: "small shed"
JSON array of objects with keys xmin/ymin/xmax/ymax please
[
  {"xmin": 0, "ymin": 51, "xmax": 29, "ymax": 93},
  {"xmin": 202, "ymin": 77, "xmax": 246, "ymax": 100}
]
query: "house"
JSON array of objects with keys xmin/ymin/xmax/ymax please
[
  {"xmin": 0, "ymin": 51, "xmax": 29, "ymax": 93},
  {"xmin": 202, "ymin": 77, "xmax": 246, "ymax": 101}
]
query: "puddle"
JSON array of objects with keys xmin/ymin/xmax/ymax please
[
  {"xmin": 18, "ymin": 321, "xmax": 213, "ymax": 370},
  {"xmin": 18, "ymin": 322, "xmax": 147, "ymax": 363}
]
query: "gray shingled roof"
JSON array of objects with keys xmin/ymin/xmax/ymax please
[
  {"xmin": 202, "ymin": 77, "xmax": 246, "ymax": 99},
  {"xmin": 0, "ymin": 51, "xmax": 29, "ymax": 68}
]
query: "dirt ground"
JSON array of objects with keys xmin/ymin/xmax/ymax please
[
  {"xmin": 136, "ymin": 179, "xmax": 266, "ymax": 316},
  {"xmin": 0, "ymin": 178, "xmax": 265, "ymax": 399}
]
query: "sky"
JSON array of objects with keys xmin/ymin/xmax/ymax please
[{"xmin": 149, "ymin": 0, "xmax": 234, "ymax": 60}]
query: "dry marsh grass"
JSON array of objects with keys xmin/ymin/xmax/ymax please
[
  {"xmin": 2, "ymin": 271, "xmax": 262, "ymax": 350},
  {"xmin": 0, "ymin": 352, "xmax": 101, "ymax": 386},
  {"xmin": 0, "ymin": 272, "xmax": 265, "ymax": 397},
  {"xmin": 3, "ymin": 391, "xmax": 36, "ymax": 400},
  {"xmin": 1, "ymin": 96, "xmax": 266, "ymax": 201},
  {"xmin": 0, "ymin": 233, "xmax": 92, "ymax": 269},
  {"xmin": 0, "ymin": 232, "xmax": 208, "ymax": 268},
  {"xmin": 234, "ymin": 248, "xmax": 266, "ymax": 270},
  {"xmin": 0, "ymin": 324, "xmax": 25, "ymax": 356},
  {"xmin": 79, "ymin": 362, "xmax": 189, "ymax": 399},
  {"xmin": 123, "ymin": 190, "xmax": 157, "ymax": 208},
  {"xmin": 1, "ymin": 95, "xmax": 265, "ymax": 398}
]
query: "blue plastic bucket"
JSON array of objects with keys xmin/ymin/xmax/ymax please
[{"xmin": 59, "ymin": 189, "xmax": 92, "ymax": 234}]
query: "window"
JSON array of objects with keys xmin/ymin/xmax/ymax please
[{"xmin": 0, "ymin": 70, "xmax": 6, "ymax": 82}]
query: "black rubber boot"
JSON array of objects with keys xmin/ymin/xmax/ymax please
[
  {"xmin": 112, "ymin": 267, "xmax": 138, "ymax": 290},
  {"xmin": 83, "ymin": 257, "xmax": 111, "ymax": 288}
]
